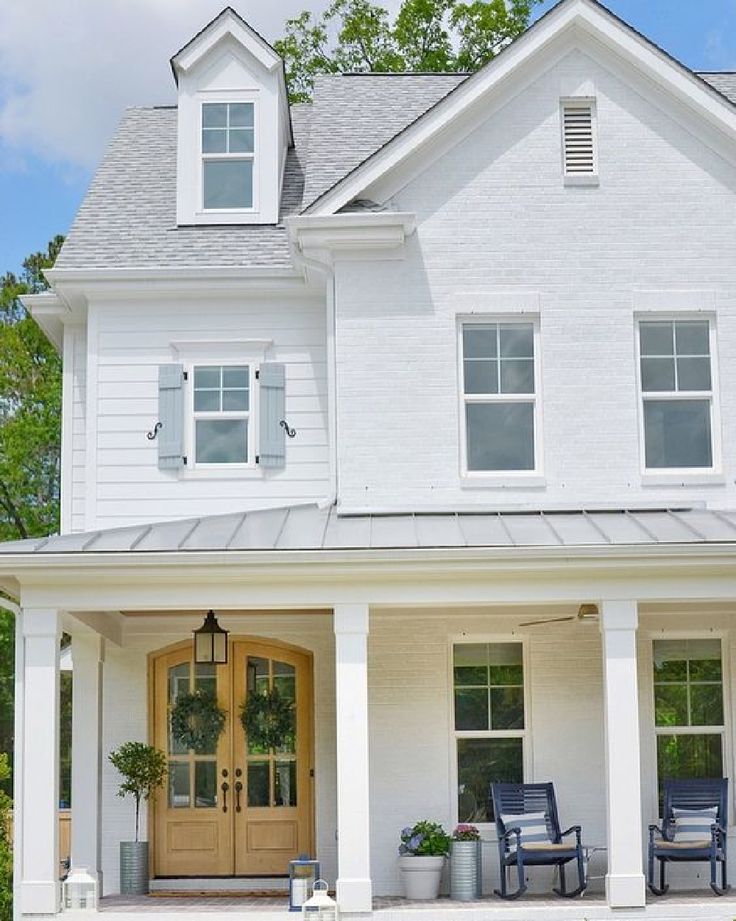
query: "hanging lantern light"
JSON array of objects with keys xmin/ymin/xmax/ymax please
[
  {"xmin": 289, "ymin": 855, "xmax": 320, "ymax": 911},
  {"xmin": 302, "ymin": 880, "xmax": 339, "ymax": 921},
  {"xmin": 193, "ymin": 610, "xmax": 228, "ymax": 665}
]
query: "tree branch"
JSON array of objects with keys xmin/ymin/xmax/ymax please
[{"xmin": 0, "ymin": 480, "xmax": 28, "ymax": 539}]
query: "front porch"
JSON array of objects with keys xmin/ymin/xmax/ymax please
[
  {"xmin": 5, "ymin": 506, "xmax": 736, "ymax": 919},
  {"xmin": 94, "ymin": 891, "xmax": 736, "ymax": 921}
]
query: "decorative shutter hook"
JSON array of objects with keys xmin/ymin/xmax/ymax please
[
  {"xmin": 147, "ymin": 422, "xmax": 163, "ymax": 441},
  {"xmin": 279, "ymin": 420, "xmax": 296, "ymax": 438}
]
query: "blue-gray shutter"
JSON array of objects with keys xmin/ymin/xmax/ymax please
[
  {"xmin": 258, "ymin": 363, "xmax": 286, "ymax": 469},
  {"xmin": 158, "ymin": 364, "xmax": 185, "ymax": 470}
]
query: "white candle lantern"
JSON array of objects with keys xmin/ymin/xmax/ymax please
[
  {"xmin": 302, "ymin": 879, "xmax": 339, "ymax": 921},
  {"xmin": 63, "ymin": 868, "xmax": 97, "ymax": 910}
]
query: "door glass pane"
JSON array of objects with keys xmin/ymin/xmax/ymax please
[
  {"xmin": 169, "ymin": 762, "xmax": 190, "ymax": 808},
  {"xmin": 457, "ymin": 737, "xmax": 523, "ymax": 823},
  {"xmin": 248, "ymin": 761, "xmax": 270, "ymax": 806},
  {"xmin": 168, "ymin": 663, "xmax": 190, "ymax": 755},
  {"xmin": 247, "ymin": 657, "xmax": 270, "ymax": 694},
  {"xmin": 194, "ymin": 761, "xmax": 217, "ymax": 808},
  {"xmin": 643, "ymin": 399, "xmax": 712, "ymax": 468},
  {"xmin": 195, "ymin": 662, "xmax": 217, "ymax": 697},
  {"xmin": 273, "ymin": 661, "xmax": 297, "ymax": 754},
  {"xmin": 274, "ymin": 760, "xmax": 297, "ymax": 807}
]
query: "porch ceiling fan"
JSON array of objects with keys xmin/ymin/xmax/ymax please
[{"xmin": 519, "ymin": 603, "xmax": 599, "ymax": 628}]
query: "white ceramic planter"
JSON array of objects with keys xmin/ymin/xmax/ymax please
[{"xmin": 398, "ymin": 854, "xmax": 445, "ymax": 900}]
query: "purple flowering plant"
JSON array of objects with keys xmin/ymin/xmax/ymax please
[
  {"xmin": 452, "ymin": 824, "xmax": 480, "ymax": 841},
  {"xmin": 398, "ymin": 820, "xmax": 451, "ymax": 857}
]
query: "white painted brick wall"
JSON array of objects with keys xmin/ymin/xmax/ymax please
[
  {"xmin": 100, "ymin": 614, "xmax": 336, "ymax": 895},
  {"xmin": 335, "ymin": 48, "xmax": 736, "ymax": 511}
]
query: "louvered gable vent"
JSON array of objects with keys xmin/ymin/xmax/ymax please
[{"xmin": 562, "ymin": 101, "xmax": 596, "ymax": 175}]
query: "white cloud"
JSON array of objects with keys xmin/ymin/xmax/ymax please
[{"xmin": 0, "ymin": 0, "xmax": 337, "ymax": 168}]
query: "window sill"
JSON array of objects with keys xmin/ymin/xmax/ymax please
[
  {"xmin": 564, "ymin": 174, "xmax": 599, "ymax": 187},
  {"xmin": 641, "ymin": 472, "xmax": 726, "ymax": 487},
  {"xmin": 180, "ymin": 465, "xmax": 262, "ymax": 480},
  {"xmin": 461, "ymin": 474, "xmax": 547, "ymax": 489}
]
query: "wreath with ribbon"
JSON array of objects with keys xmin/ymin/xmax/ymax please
[
  {"xmin": 240, "ymin": 688, "xmax": 295, "ymax": 752},
  {"xmin": 171, "ymin": 690, "xmax": 226, "ymax": 753}
]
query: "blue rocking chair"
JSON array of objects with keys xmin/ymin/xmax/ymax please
[
  {"xmin": 648, "ymin": 778, "xmax": 729, "ymax": 896},
  {"xmin": 491, "ymin": 782, "xmax": 586, "ymax": 900}
]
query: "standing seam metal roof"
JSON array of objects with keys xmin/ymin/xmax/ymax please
[{"xmin": 3, "ymin": 506, "xmax": 736, "ymax": 555}]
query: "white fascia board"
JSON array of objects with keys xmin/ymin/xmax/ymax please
[
  {"xmin": 305, "ymin": 0, "xmax": 736, "ymax": 216},
  {"xmin": 44, "ymin": 265, "xmax": 313, "ymax": 302},
  {"xmin": 172, "ymin": 10, "xmax": 281, "ymax": 78},
  {"xmin": 286, "ymin": 212, "xmax": 416, "ymax": 264},
  {"xmin": 21, "ymin": 292, "xmax": 71, "ymax": 352}
]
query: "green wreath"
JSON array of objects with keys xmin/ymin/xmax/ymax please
[
  {"xmin": 240, "ymin": 688, "xmax": 295, "ymax": 752},
  {"xmin": 171, "ymin": 690, "xmax": 226, "ymax": 753}
]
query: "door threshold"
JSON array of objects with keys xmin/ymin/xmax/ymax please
[{"xmin": 150, "ymin": 878, "xmax": 288, "ymax": 893}]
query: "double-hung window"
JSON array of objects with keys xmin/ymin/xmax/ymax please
[
  {"xmin": 461, "ymin": 322, "xmax": 538, "ymax": 473},
  {"xmin": 201, "ymin": 102, "xmax": 255, "ymax": 210},
  {"xmin": 453, "ymin": 642, "xmax": 525, "ymax": 822},
  {"xmin": 638, "ymin": 320, "xmax": 716, "ymax": 470},
  {"xmin": 653, "ymin": 638, "xmax": 725, "ymax": 809},
  {"xmin": 192, "ymin": 365, "xmax": 251, "ymax": 465}
]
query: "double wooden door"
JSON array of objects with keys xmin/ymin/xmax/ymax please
[{"xmin": 152, "ymin": 640, "xmax": 313, "ymax": 878}]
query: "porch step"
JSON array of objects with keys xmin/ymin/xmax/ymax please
[{"xmin": 149, "ymin": 878, "xmax": 288, "ymax": 894}]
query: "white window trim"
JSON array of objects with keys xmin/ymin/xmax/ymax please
[
  {"xmin": 198, "ymin": 91, "xmax": 260, "ymax": 216},
  {"xmin": 634, "ymin": 314, "xmax": 722, "ymax": 478},
  {"xmin": 644, "ymin": 630, "xmax": 732, "ymax": 823},
  {"xmin": 560, "ymin": 96, "xmax": 599, "ymax": 187},
  {"xmin": 447, "ymin": 634, "xmax": 533, "ymax": 837},
  {"xmin": 187, "ymin": 361, "xmax": 257, "ymax": 471},
  {"xmin": 458, "ymin": 316, "xmax": 544, "ymax": 483}
]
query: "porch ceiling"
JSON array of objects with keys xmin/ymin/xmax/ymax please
[{"xmin": 3, "ymin": 504, "xmax": 736, "ymax": 555}]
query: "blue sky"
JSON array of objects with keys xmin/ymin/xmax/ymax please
[{"xmin": 1, "ymin": 0, "xmax": 734, "ymax": 278}]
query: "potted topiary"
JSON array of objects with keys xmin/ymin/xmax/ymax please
[
  {"xmin": 108, "ymin": 742, "xmax": 167, "ymax": 895},
  {"xmin": 450, "ymin": 824, "xmax": 481, "ymax": 901},
  {"xmin": 397, "ymin": 820, "xmax": 451, "ymax": 900}
]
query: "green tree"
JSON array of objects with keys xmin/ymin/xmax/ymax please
[
  {"xmin": 109, "ymin": 743, "xmax": 167, "ymax": 842},
  {"xmin": 0, "ymin": 236, "xmax": 64, "ymax": 791},
  {"xmin": 275, "ymin": 0, "xmax": 541, "ymax": 102},
  {"xmin": 0, "ymin": 754, "xmax": 11, "ymax": 921}
]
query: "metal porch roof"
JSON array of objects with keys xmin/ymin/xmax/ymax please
[{"xmin": 3, "ymin": 505, "xmax": 736, "ymax": 555}]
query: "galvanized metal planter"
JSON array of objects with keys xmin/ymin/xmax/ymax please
[
  {"xmin": 450, "ymin": 840, "xmax": 481, "ymax": 901},
  {"xmin": 119, "ymin": 841, "xmax": 149, "ymax": 895}
]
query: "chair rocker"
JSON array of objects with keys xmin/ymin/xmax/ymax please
[
  {"xmin": 648, "ymin": 777, "xmax": 729, "ymax": 897},
  {"xmin": 491, "ymin": 782, "xmax": 586, "ymax": 900}
]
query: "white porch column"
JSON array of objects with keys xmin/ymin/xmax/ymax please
[
  {"xmin": 600, "ymin": 599, "xmax": 646, "ymax": 908},
  {"xmin": 18, "ymin": 608, "xmax": 61, "ymax": 915},
  {"xmin": 334, "ymin": 604, "xmax": 372, "ymax": 913},
  {"xmin": 70, "ymin": 634, "xmax": 104, "ymax": 888}
]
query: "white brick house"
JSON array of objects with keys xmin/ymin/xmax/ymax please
[{"xmin": 5, "ymin": 1, "xmax": 736, "ymax": 919}]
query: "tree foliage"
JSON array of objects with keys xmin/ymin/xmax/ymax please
[
  {"xmin": 109, "ymin": 743, "xmax": 167, "ymax": 842},
  {"xmin": 0, "ymin": 754, "xmax": 10, "ymax": 921},
  {"xmin": 275, "ymin": 0, "xmax": 541, "ymax": 102},
  {"xmin": 0, "ymin": 236, "xmax": 63, "ymax": 542}
]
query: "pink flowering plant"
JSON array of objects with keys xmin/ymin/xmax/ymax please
[
  {"xmin": 452, "ymin": 824, "xmax": 480, "ymax": 841},
  {"xmin": 398, "ymin": 820, "xmax": 451, "ymax": 856}
]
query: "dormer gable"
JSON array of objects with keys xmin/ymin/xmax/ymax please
[{"xmin": 172, "ymin": 7, "xmax": 292, "ymax": 226}]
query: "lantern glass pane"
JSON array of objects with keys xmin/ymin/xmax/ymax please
[
  {"xmin": 213, "ymin": 631, "xmax": 227, "ymax": 663},
  {"xmin": 195, "ymin": 631, "xmax": 211, "ymax": 663}
]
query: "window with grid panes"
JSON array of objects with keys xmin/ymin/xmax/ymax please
[
  {"xmin": 202, "ymin": 102, "xmax": 255, "ymax": 209},
  {"xmin": 192, "ymin": 365, "xmax": 251, "ymax": 465},
  {"xmin": 453, "ymin": 643, "xmax": 525, "ymax": 822}
]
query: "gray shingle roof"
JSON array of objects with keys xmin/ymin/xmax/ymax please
[
  {"xmin": 54, "ymin": 68, "xmax": 736, "ymax": 271},
  {"xmin": 3, "ymin": 505, "xmax": 736, "ymax": 555}
]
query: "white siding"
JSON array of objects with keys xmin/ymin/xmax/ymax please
[
  {"xmin": 61, "ymin": 326, "xmax": 87, "ymax": 534},
  {"xmin": 335, "ymin": 48, "xmax": 736, "ymax": 511},
  {"xmin": 85, "ymin": 296, "xmax": 329, "ymax": 530}
]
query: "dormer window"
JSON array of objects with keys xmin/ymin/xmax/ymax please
[{"xmin": 202, "ymin": 102, "xmax": 255, "ymax": 210}]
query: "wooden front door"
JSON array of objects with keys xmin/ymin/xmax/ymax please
[{"xmin": 152, "ymin": 640, "xmax": 313, "ymax": 878}]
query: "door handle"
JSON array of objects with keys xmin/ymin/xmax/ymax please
[
  {"xmin": 221, "ymin": 781, "xmax": 229, "ymax": 813},
  {"xmin": 235, "ymin": 780, "xmax": 243, "ymax": 813}
]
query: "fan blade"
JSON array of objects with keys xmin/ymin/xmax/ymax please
[{"xmin": 518, "ymin": 615, "xmax": 577, "ymax": 627}]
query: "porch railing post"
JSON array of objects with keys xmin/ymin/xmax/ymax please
[
  {"xmin": 18, "ymin": 607, "xmax": 61, "ymax": 916},
  {"xmin": 600, "ymin": 599, "xmax": 646, "ymax": 908},
  {"xmin": 70, "ymin": 634, "xmax": 104, "ymax": 890},
  {"xmin": 333, "ymin": 604, "xmax": 372, "ymax": 912}
]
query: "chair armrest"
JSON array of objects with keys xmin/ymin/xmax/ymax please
[
  {"xmin": 649, "ymin": 824, "xmax": 664, "ymax": 842},
  {"xmin": 559, "ymin": 825, "xmax": 581, "ymax": 838},
  {"xmin": 711, "ymin": 823, "xmax": 727, "ymax": 845},
  {"xmin": 499, "ymin": 826, "xmax": 522, "ymax": 851}
]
